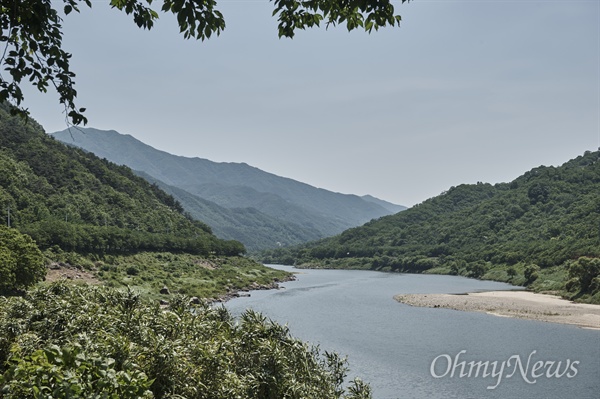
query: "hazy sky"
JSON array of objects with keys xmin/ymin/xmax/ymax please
[{"xmin": 22, "ymin": 0, "xmax": 599, "ymax": 207}]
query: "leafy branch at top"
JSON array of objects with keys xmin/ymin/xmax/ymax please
[
  {"xmin": 0, "ymin": 0, "xmax": 410, "ymax": 126},
  {"xmin": 1, "ymin": 0, "xmax": 86, "ymax": 124},
  {"xmin": 273, "ymin": 0, "xmax": 409, "ymax": 37}
]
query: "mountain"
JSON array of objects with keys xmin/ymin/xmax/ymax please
[
  {"xmin": 0, "ymin": 103, "xmax": 243, "ymax": 257},
  {"xmin": 361, "ymin": 195, "xmax": 406, "ymax": 214},
  {"xmin": 261, "ymin": 150, "xmax": 600, "ymax": 302},
  {"xmin": 51, "ymin": 128, "xmax": 405, "ymax": 250},
  {"xmin": 136, "ymin": 171, "xmax": 322, "ymax": 251}
]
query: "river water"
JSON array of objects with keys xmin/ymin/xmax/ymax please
[{"xmin": 225, "ymin": 265, "xmax": 600, "ymax": 399}]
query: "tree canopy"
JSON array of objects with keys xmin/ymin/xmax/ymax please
[
  {"xmin": 0, "ymin": 225, "xmax": 44, "ymax": 293},
  {"xmin": 0, "ymin": 0, "xmax": 410, "ymax": 125}
]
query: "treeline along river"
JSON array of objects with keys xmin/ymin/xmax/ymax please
[{"xmin": 225, "ymin": 265, "xmax": 600, "ymax": 399}]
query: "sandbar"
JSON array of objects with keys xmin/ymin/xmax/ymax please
[{"xmin": 394, "ymin": 291, "xmax": 600, "ymax": 330}]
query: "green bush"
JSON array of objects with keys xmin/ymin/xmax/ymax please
[
  {"xmin": 0, "ymin": 344, "xmax": 154, "ymax": 398},
  {"xmin": 0, "ymin": 226, "xmax": 45, "ymax": 293},
  {"xmin": 524, "ymin": 264, "xmax": 540, "ymax": 285},
  {"xmin": 567, "ymin": 257, "xmax": 600, "ymax": 299},
  {"xmin": 0, "ymin": 283, "xmax": 372, "ymax": 399}
]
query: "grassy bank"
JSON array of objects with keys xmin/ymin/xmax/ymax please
[{"xmin": 43, "ymin": 250, "xmax": 292, "ymax": 301}]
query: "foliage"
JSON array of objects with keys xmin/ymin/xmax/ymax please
[
  {"xmin": 272, "ymin": 0, "xmax": 407, "ymax": 37},
  {"xmin": 1, "ymin": 0, "xmax": 410, "ymax": 125},
  {"xmin": 0, "ymin": 0, "xmax": 87, "ymax": 124},
  {"xmin": 566, "ymin": 257, "xmax": 600, "ymax": 301},
  {"xmin": 524, "ymin": 264, "xmax": 540, "ymax": 285},
  {"xmin": 1, "ymin": 344, "xmax": 154, "ymax": 398},
  {"xmin": 0, "ymin": 103, "xmax": 245, "ymax": 259},
  {"xmin": 261, "ymin": 151, "xmax": 600, "ymax": 303},
  {"xmin": 0, "ymin": 102, "xmax": 287, "ymax": 303},
  {"xmin": 0, "ymin": 283, "xmax": 372, "ymax": 398},
  {"xmin": 0, "ymin": 226, "xmax": 44, "ymax": 293}
]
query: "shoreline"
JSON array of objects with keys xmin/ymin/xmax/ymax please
[
  {"xmin": 394, "ymin": 290, "xmax": 600, "ymax": 330},
  {"xmin": 213, "ymin": 274, "xmax": 297, "ymax": 303}
]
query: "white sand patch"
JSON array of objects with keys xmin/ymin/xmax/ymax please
[{"xmin": 394, "ymin": 291, "xmax": 600, "ymax": 330}]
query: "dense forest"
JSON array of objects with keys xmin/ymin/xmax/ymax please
[
  {"xmin": 262, "ymin": 150, "xmax": 600, "ymax": 302},
  {"xmin": 0, "ymin": 103, "xmax": 243, "ymax": 257}
]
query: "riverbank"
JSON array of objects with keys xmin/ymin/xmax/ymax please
[
  {"xmin": 213, "ymin": 274, "xmax": 296, "ymax": 302},
  {"xmin": 395, "ymin": 290, "xmax": 600, "ymax": 329}
]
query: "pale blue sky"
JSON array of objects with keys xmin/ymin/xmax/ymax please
[{"xmin": 24, "ymin": 0, "xmax": 600, "ymax": 207}]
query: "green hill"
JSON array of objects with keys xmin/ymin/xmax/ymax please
[
  {"xmin": 262, "ymin": 151, "xmax": 600, "ymax": 302},
  {"xmin": 0, "ymin": 103, "xmax": 242, "ymax": 257}
]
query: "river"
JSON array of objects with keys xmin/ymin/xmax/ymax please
[{"xmin": 225, "ymin": 265, "xmax": 600, "ymax": 399}]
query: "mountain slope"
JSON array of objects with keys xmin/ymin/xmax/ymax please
[
  {"xmin": 51, "ymin": 128, "xmax": 403, "ymax": 249},
  {"xmin": 136, "ymin": 171, "xmax": 323, "ymax": 251},
  {"xmin": 262, "ymin": 151, "xmax": 600, "ymax": 301},
  {"xmin": 361, "ymin": 195, "xmax": 407, "ymax": 213},
  {"xmin": 0, "ymin": 103, "xmax": 243, "ymax": 256}
]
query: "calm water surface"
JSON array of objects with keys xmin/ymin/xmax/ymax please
[{"xmin": 225, "ymin": 265, "xmax": 600, "ymax": 399}]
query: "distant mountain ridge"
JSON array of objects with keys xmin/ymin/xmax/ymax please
[
  {"xmin": 135, "ymin": 171, "xmax": 323, "ymax": 251},
  {"xmin": 360, "ymin": 195, "xmax": 406, "ymax": 214},
  {"xmin": 52, "ymin": 128, "xmax": 406, "ymax": 250}
]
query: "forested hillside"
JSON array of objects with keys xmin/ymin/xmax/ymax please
[
  {"xmin": 262, "ymin": 151, "xmax": 600, "ymax": 302},
  {"xmin": 0, "ymin": 103, "xmax": 243, "ymax": 257}
]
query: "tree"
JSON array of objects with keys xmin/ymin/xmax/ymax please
[
  {"xmin": 0, "ymin": 225, "xmax": 45, "ymax": 292},
  {"xmin": 523, "ymin": 263, "xmax": 540, "ymax": 285},
  {"xmin": 506, "ymin": 266, "xmax": 517, "ymax": 281},
  {"xmin": 567, "ymin": 257, "xmax": 600, "ymax": 295},
  {"xmin": 1, "ymin": 0, "xmax": 410, "ymax": 125},
  {"xmin": 527, "ymin": 183, "xmax": 549, "ymax": 205}
]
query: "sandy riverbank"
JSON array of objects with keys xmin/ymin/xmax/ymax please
[{"xmin": 394, "ymin": 291, "xmax": 600, "ymax": 330}]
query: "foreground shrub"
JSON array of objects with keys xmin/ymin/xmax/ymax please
[
  {"xmin": 0, "ymin": 226, "xmax": 45, "ymax": 293},
  {"xmin": 566, "ymin": 257, "xmax": 600, "ymax": 300},
  {"xmin": 0, "ymin": 283, "xmax": 371, "ymax": 398}
]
